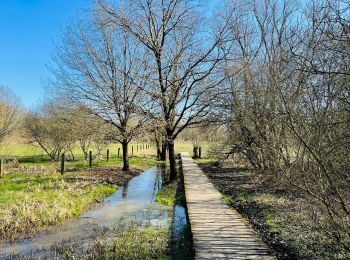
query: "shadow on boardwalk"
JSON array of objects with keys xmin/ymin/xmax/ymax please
[{"xmin": 181, "ymin": 152, "xmax": 275, "ymax": 259}]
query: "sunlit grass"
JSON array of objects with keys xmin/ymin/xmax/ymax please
[
  {"xmin": 107, "ymin": 225, "xmax": 170, "ymax": 259},
  {"xmin": 0, "ymin": 141, "xmax": 159, "ymax": 243},
  {"xmin": 0, "ymin": 171, "xmax": 117, "ymax": 242},
  {"xmin": 156, "ymin": 181, "xmax": 177, "ymax": 206},
  {"xmin": 0, "ymin": 142, "xmax": 156, "ymax": 160},
  {"xmin": 263, "ymin": 211, "xmax": 281, "ymax": 233}
]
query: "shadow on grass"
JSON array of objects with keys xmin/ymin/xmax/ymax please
[{"xmin": 18, "ymin": 155, "xmax": 52, "ymax": 164}]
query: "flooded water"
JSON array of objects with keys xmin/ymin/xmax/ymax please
[
  {"xmin": 169, "ymin": 161, "xmax": 194, "ymax": 260},
  {"xmin": 0, "ymin": 164, "xmax": 169, "ymax": 258}
]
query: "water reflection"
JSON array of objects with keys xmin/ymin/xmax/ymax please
[
  {"xmin": 0, "ymin": 165, "xmax": 168, "ymax": 258},
  {"xmin": 122, "ymin": 182, "xmax": 128, "ymax": 198}
]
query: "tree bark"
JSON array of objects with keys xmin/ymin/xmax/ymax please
[
  {"xmin": 160, "ymin": 140, "xmax": 167, "ymax": 161},
  {"xmin": 122, "ymin": 140, "xmax": 129, "ymax": 171},
  {"xmin": 168, "ymin": 139, "xmax": 177, "ymax": 180},
  {"xmin": 155, "ymin": 132, "xmax": 163, "ymax": 160}
]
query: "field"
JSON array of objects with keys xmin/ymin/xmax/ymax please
[
  {"xmin": 0, "ymin": 141, "xmax": 207, "ymax": 161},
  {"xmin": 0, "ymin": 140, "xmax": 203, "ymax": 245},
  {"xmin": 0, "ymin": 141, "xmax": 162, "ymax": 243}
]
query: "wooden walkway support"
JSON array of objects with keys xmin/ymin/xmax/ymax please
[{"xmin": 181, "ymin": 152, "xmax": 275, "ymax": 259}]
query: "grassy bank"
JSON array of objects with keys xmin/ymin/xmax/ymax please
[
  {"xmin": 0, "ymin": 154, "xmax": 158, "ymax": 243},
  {"xmin": 198, "ymin": 160, "xmax": 349, "ymax": 260},
  {"xmin": 53, "ymin": 175, "xmax": 179, "ymax": 259},
  {"xmin": 69, "ymin": 224, "xmax": 171, "ymax": 259},
  {"xmin": 156, "ymin": 181, "xmax": 178, "ymax": 206}
]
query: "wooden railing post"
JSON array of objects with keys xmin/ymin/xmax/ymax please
[
  {"xmin": 107, "ymin": 149, "xmax": 109, "ymax": 162},
  {"xmin": 89, "ymin": 151, "xmax": 92, "ymax": 167},
  {"xmin": 0, "ymin": 158, "xmax": 3, "ymax": 178},
  {"xmin": 118, "ymin": 148, "xmax": 120, "ymax": 158},
  {"xmin": 193, "ymin": 146, "xmax": 199, "ymax": 159},
  {"xmin": 60, "ymin": 153, "xmax": 65, "ymax": 175}
]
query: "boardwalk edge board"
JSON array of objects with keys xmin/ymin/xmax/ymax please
[{"xmin": 180, "ymin": 152, "xmax": 276, "ymax": 260}]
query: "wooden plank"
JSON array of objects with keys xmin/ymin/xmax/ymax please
[{"xmin": 181, "ymin": 152, "xmax": 275, "ymax": 260}]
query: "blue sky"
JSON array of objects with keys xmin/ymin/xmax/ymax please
[
  {"xmin": 0, "ymin": 0, "xmax": 88, "ymax": 108},
  {"xmin": 0, "ymin": 0, "xmax": 219, "ymax": 109}
]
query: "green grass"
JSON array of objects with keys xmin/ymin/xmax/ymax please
[
  {"xmin": 10, "ymin": 152, "xmax": 158, "ymax": 172},
  {"xmin": 0, "ymin": 142, "xmax": 156, "ymax": 161},
  {"xmin": 195, "ymin": 157, "xmax": 216, "ymax": 166},
  {"xmin": 0, "ymin": 141, "xmax": 159, "ymax": 243},
  {"xmin": 236, "ymin": 191, "xmax": 249, "ymax": 200},
  {"xmin": 0, "ymin": 143, "xmax": 45, "ymax": 158},
  {"xmin": 56, "ymin": 224, "xmax": 171, "ymax": 259},
  {"xmin": 0, "ymin": 141, "xmax": 210, "ymax": 165},
  {"xmin": 222, "ymin": 194, "xmax": 233, "ymax": 204},
  {"xmin": 107, "ymin": 225, "xmax": 170, "ymax": 259},
  {"xmin": 174, "ymin": 142, "xmax": 210, "ymax": 157},
  {"xmin": 156, "ymin": 181, "xmax": 178, "ymax": 206},
  {"xmin": 263, "ymin": 211, "xmax": 281, "ymax": 233},
  {"xmin": 0, "ymin": 170, "xmax": 118, "ymax": 242}
]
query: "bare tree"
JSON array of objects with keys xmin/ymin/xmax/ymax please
[
  {"xmin": 25, "ymin": 102, "xmax": 75, "ymax": 161},
  {"xmin": 217, "ymin": 0, "xmax": 350, "ymax": 254},
  {"xmin": 0, "ymin": 86, "xmax": 21, "ymax": 143},
  {"xmin": 99, "ymin": 0, "xmax": 229, "ymax": 179},
  {"xmin": 48, "ymin": 6, "xmax": 151, "ymax": 171}
]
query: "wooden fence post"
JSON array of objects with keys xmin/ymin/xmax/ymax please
[
  {"xmin": 60, "ymin": 153, "xmax": 65, "ymax": 175},
  {"xmin": 0, "ymin": 158, "xmax": 3, "ymax": 178},
  {"xmin": 132, "ymin": 146, "xmax": 134, "ymax": 155},
  {"xmin": 89, "ymin": 151, "xmax": 92, "ymax": 167},
  {"xmin": 107, "ymin": 149, "xmax": 109, "ymax": 162},
  {"xmin": 193, "ymin": 146, "xmax": 198, "ymax": 159},
  {"xmin": 199, "ymin": 147, "xmax": 202, "ymax": 158},
  {"xmin": 118, "ymin": 148, "xmax": 120, "ymax": 158}
]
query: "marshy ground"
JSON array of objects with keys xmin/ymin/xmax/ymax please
[
  {"xmin": 0, "ymin": 141, "xmax": 196, "ymax": 259},
  {"xmin": 0, "ymin": 151, "xmax": 158, "ymax": 244}
]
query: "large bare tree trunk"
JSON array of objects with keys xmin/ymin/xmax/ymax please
[
  {"xmin": 121, "ymin": 140, "xmax": 129, "ymax": 171},
  {"xmin": 167, "ymin": 139, "xmax": 176, "ymax": 180},
  {"xmin": 160, "ymin": 142, "xmax": 167, "ymax": 161}
]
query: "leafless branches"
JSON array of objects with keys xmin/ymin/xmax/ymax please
[
  {"xmin": 216, "ymin": 0, "xmax": 350, "ymax": 254},
  {"xmin": 48, "ymin": 6, "xmax": 153, "ymax": 170},
  {"xmin": 0, "ymin": 86, "xmax": 21, "ymax": 143},
  {"xmin": 98, "ymin": 0, "xmax": 230, "ymax": 177}
]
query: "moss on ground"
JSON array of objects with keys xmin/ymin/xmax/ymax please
[{"xmin": 156, "ymin": 181, "xmax": 178, "ymax": 206}]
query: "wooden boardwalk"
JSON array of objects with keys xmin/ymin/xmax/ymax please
[{"xmin": 181, "ymin": 152, "xmax": 275, "ymax": 259}]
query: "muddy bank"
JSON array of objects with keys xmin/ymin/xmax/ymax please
[{"xmin": 70, "ymin": 166, "xmax": 141, "ymax": 185}]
